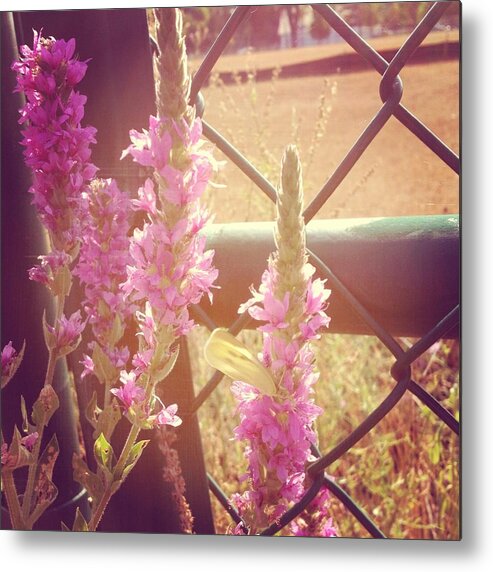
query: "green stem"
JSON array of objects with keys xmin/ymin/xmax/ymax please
[
  {"xmin": 2, "ymin": 469, "xmax": 25, "ymax": 529},
  {"xmin": 88, "ymin": 422, "xmax": 141, "ymax": 532},
  {"xmin": 21, "ymin": 292, "xmax": 64, "ymax": 525}
]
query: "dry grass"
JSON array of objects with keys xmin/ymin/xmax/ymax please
[{"xmin": 201, "ymin": 59, "xmax": 459, "ymax": 222}]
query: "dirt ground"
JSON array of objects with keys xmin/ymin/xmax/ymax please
[{"xmin": 190, "ymin": 29, "xmax": 459, "ymax": 74}]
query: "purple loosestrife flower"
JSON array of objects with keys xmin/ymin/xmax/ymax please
[
  {"xmin": 12, "ymin": 30, "xmax": 97, "ymax": 251},
  {"xmin": 74, "ymin": 178, "xmax": 133, "ymax": 373},
  {"xmin": 46, "ymin": 310, "xmax": 85, "ymax": 353},
  {"xmin": 110, "ymin": 371, "xmax": 146, "ymax": 413},
  {"xmin": 113, "ymin": 7, "xmax": 220, "ymax": 443},
  {"xmin": 229, "ymin": 146, "xmax": 336, "ymax": 536},
  {"xmin": 121, "ymin": 114, "xmax": 218, "ymax": 374}
]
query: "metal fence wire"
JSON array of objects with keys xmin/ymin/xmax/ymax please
[{"xmin": 181, "ymin": 2, "xmax": 460, "ymax": 538}]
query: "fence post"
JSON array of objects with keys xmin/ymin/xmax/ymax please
[
  {"xmin": 1, "ymin": 11, "xmax": 89, "ymax": 529},
  {"xmin": 8, "ymin": 8, "xmax": 214, "ymax": 533}
]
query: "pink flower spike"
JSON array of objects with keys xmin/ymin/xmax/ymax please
[
  {"xmin": 12, "ymin": 30, "xmax": 97, "ymax": 248},
  {"xmin": 155, "ymin": 403, "xmax": 182, "ymax": 428}
]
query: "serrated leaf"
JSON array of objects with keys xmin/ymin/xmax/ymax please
[
  {"xmin": 122, "ymin": 439, "xmax": 150, "ymax": 480},
  {"xmin": 42, "ymin": 311, "xmax": 56, "ymax": 351},
  {"xmin": 93, "ymin": 432, "xmax": 114, "ymax": 473},
  {"xmin": 92, "ymin": 342, "xmax": 118, "ymax": 385},
  {"xmin": 72, "ymin": 454, "xmax": 104, "ymax": 504},
  {"xmin": 85, "ymin": 390, "xmax": 101, "ymax": 429},
  {"xmin": 32, "ymin": 385, "xmax": 59, "ymax": 428},
  {"xmin": 93, "ymin": 399, "xmax": 121, "ymax": 441},
  {"xmin": 72, "ymin": 507, "xmax": 89, "ymax": 532}
]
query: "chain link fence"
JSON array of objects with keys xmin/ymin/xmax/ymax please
[
  {"xmin": 3, "ymin": 3, "xmax": 460, "ymax": 536},
  {"xmin": 183, "ymin": 2, "xmax": 460, "ymax": 537}
]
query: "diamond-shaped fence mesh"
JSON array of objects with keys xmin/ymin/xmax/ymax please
[{"xmin": 182, "ymin": 2, "xmax": 460, "ymax": 538}]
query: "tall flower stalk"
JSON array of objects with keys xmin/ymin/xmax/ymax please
[
  {"xmin": 75, "ymin": 177, "xmax": 134, "ymax": 408},
  {"xmin": 83, "ymin": 8, "xmax": 218, "ymax": 532},
  {"xmin": 228, "ymin": 146, "xmax": 336, "ymax": 536},
  {"xmin": 3, "ymin": 31, "xmax": 96, "ymax": 529}
]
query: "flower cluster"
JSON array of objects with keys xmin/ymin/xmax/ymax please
[
  {"xmin": 112, "ymin": 113, "xmax": 217, "ymax": 415},
  {"xmin": 121, "ymin": 115, "xmax": 217, "ymax": 339},
  {"xmin": 231, "ymin": 259, "xmax": 330, "ymax": 528},
  {"xmin": 74, "ymin": 178, "xmax": 133, "ymax": 376},
  {"xmin": 46, "ymin": 310, "xmax": 85, "ymax": 353},
  {"xmin": 12, "ymin": 30, "xmax": 97, "ymax": 250},
  {"xmin": 110, "ymin": 369, "xmax": 181, "ymax": 429},
  {"xmin": 229, "ymin": 146, "xmax": 335, "ymax": 536},
  {"xmin": 107, "ymin": 97, "xmax": 219, "ymax": 429}
]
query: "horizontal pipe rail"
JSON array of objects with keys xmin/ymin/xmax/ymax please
[{"xmin": 198, "ymin": 214, "xmax": 459, "ymax": 338}]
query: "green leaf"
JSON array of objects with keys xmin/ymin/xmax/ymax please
[
  {"xmin": 32, "ymin": 385, "xmax": 59, "ymax": 428},
  {"xmin": 85, "ymin": 390, "xmax": 101, "ymax": 429},
  {"xmin": 93, "ymin": 399, "xmax": 121, "ymax": 442},
  {"xmin": 93, "ymin": 432, "xmax": 114, "ymax": 473},
  {"xmin": 122, "ymin": 440, "xmax": 150, "ymax": 480},
  {"xmin": 107, "ymin": 314, "xmax": 124, "ymax": 347},
  {"xmin": 42, "ymin": 311, "xmax": 56, "ymax": 351},
  {"xmin": 151, "ymin": 345, "xmax": 180, "ymax": 384},
  {"xmin": 72, "ymin": 507, "xmax": 89, "ymax": 532},
  {"xmin": 72, "ymin": 454, "xmax": 104, "ymax": 505},
  {"xmin": 52, "ymin": 265, "xmax": 72, "ymax": 299},
  {"xmin": 92, "ymin": 342, "xmax": 118, "ymax": 385}
]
